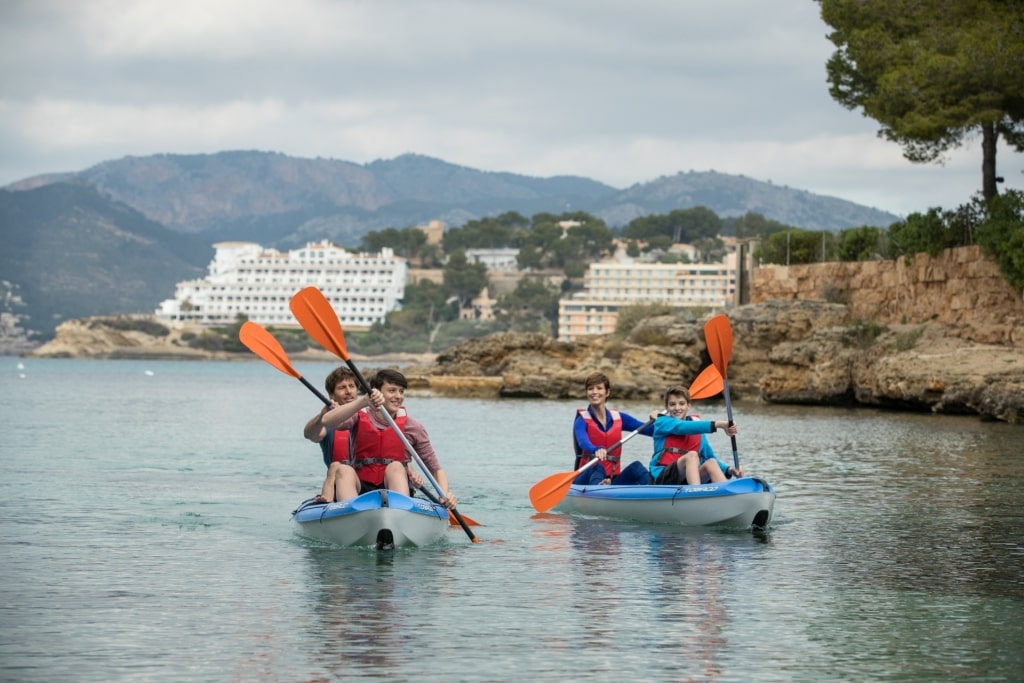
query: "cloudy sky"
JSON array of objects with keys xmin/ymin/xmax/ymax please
[{"xmin": 1, "ymin": 0, "xmax": 1020, "ymax": 217}]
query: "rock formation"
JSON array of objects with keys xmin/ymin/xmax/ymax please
[
  {"xmin": 405, "ymin": 299, "xmax": 1024, "ymax": 424},
  {"xmin": 23, "ymin": 242, "xmax": 1024, "ymax": 423}
]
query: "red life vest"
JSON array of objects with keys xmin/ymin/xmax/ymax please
[
  {"xmin": 330, "ymin": 429, "xmax": 351, "ymax": 463},
  {"xmin": 351, "ymin": 408, "xmax": 409, "ymax": 486},
  {"xmin": 654, "ymin": 414, "xmax": 703, "ymax": 469},
  {"xmin": 578, "ymin": 408, "xmax": 623, "ymax": 477}
]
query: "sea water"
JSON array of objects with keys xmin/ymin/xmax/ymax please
[{"xmin": 1, "ymin": 359, "xmax": 1022, "ymax": 682}]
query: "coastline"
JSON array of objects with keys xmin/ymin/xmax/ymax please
[{"xmin": 16, "ymin": 302, "xmax": 1024, "ymax": 423}]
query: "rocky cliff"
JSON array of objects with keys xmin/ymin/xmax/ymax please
[
  {"xmin": 25, "ymin": 299, "xmax": 1023, "ymax": 422},
  {"xmin": 753, "ymin": 245, "xmax": 1023, "ymax": 346},
  {"xmin": 406, "ymin": 299, "xmax": 1023, "ymax": 424},
  {"xmin": 26, "ymin": 244, "xmax": 1024, "ymax": 423}
]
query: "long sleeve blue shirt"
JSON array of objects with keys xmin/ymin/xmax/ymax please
[
  {"xmin": 572, "ymin": 407, "xmax": 654, "ymax": 456},
  {"xmin": 649, "ymin": 416, "xmax": 728, "ymax": 481}
]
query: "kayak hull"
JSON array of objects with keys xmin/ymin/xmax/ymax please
[
  {"xmin": 292, "ymin": 489, "xmax": 449, "ymax": 548},
  {"xmin": 557, "ymin": 477, "xmax": 775, "ymax": 530}
]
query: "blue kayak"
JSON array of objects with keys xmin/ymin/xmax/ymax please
[
  {"xmin": 557, "ymin": 476, "xmax": 775, "ymax": 530},
  {"xmin": 292, "ymin": 489, "xmax": 449, "ymax": 549}
]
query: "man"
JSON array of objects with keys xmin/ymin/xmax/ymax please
[
  {"xmin": 321, "ymin": 368, "xmax": 458, "ymax": 508},
  {"xmin": 302, "ymin": 366, "xmax": 361, "ymax": 502}
]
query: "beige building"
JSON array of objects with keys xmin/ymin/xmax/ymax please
[
  {"xmin": 557, "ymin": 253, "xmax": 737, "ymax": 341},
  {"xmin": 418, "ymin": 219, "xmax": 445, "ymax": 245}
]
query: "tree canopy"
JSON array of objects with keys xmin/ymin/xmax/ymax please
[
  {"xmin": 359, "ymin": 226, "xmax": 437, "ymax": 265},
  {"xmin": 817, "ymin": 0, "xmax": 1024, "ymax": 201},
  {"xmin": 517, "ymin": 212, "xmax": 616, "ymax": 273},
  {"xmin": 441, "ymin": 211, "xmax": 530, "ymax": 252},
  {"xmin": 624, "ymin": 206, "xmax": 722, "ymax": 244},
  {"xmin": 442, "ymin": 249, "xmax": 490, "ymax": 308}
]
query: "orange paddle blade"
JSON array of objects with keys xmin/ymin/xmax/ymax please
[
  {"xmin": 449, "ymin": 510, "xmax": 481, "ymax": 527},
  {"xmin": 289, "ymin": 287, "xmax": 350, "ymax": 360},
  {"xmin": 688, "ymin": 364, "xmax": 723, "ymax": 400},
  {"xmin": 704, "ymin": 314, "xmax": 734, "ymax": 378},
  {"xmin": 238, "ymin": 321, "xmax": 301, "ymax": 379},
  {"xmin": 529, "ymin": 467, "xmax": 585, "ymax": 513}
]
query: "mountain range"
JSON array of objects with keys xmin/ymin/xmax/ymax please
[{"xmin": 1, "ymin": 150, "xmax": 901, "ymax": 341}]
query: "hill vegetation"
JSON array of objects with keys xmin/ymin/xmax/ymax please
[
  {"xmin": 7, "ymin": 151, "xmax": 900, "ymax": 248},
  {"xmin": 0, "ymin": 183, "xmax": 208, "ymax": 340},
  {"xmin": 4, "ymin": 151, "xmax": 1019, "ymax": 348}
]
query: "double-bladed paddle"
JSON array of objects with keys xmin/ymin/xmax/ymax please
[
  {"xmin": 704, "ymin": 313, "xmax": 739, "ymax": 469},
  {"xmin": 239, "ymin": 320, "xmax": 332, "ymax": 403},
  {"xmin": 527, "ymin": 364, "xmax": 725, "ymax": 513},
  {"xmin": 528, "ymin": 418, "xmax": 655, "ymax": 513},
  {"xmin": 289, "ymin": 286, "xmax": 479, "ymax": 542},
  {"xmin": 238, "ymin": 320, "xmax": 480, "ymax": 529}
]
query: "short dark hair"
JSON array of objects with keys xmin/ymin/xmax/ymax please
[
  {"xmin": 663, "ymin": 385, "xmax": 691, "ymax": 406},
  {"xmin": 325, "ymin": 366, "xmax": 356, "ymax": 394},
  {"xmin": 371, "ymin": 368, "xmax": 408, "ymax": 390},
  {"xmin": 584, "ymin": 372, "xmax": 610, "ymax": 392}
]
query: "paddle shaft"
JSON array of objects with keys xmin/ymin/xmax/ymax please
[
  {"xmin": 529, "ymin": 416, "xmax": 658, "ymax": 513},
  {"xmin": 341, "ymin": 358, "xmax": 478, "ymax": 541},
  {"xmin": 292, "ymin": 362, "xmax": 466, "ymax": 523},
  {"xmin": 288, "ymin": 287, "xmax": 478, "ymax": 539},
  {"xmin": 580, "ymin": 416, "xmax": 655, "ymax": 469},
  {"xmin": 704, "ymin": 314, "xmax": 739, "ymax": 471},
  {"xmin": 721, "ymin": 377, "xmax": 739, "ymax": 470}
]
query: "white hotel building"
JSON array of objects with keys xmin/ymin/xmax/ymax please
[
  {"xmin": 557, "ymin": 252, "xmax": 737, "ymax": 341},
  {"xmin": 156, "ymin": 240, "xmax": 407, "ymax": 330}
]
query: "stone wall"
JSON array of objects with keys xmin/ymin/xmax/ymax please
[{"xmin": 750, "ymin": 245, "xmax": 1024, "ymax": 346}]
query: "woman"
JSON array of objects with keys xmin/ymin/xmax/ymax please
[{"xmin": 572, "ymin": 372, "xmax": 657, "ymax": 486}]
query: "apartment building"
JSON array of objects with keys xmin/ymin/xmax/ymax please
[
  {"xmin": 557, "ymin": 252, "xmax": 737, "ymax": 341},
  {"xmin": 156, "ymin": 240, "xmax": 407, "ymax": 330}
]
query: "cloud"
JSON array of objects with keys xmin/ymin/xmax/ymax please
[{"xmin": 1, "ymin": 0, "xmax": 1020, "ymax": 216}]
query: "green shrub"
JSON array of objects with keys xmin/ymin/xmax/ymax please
[
  {"xmin": 630, "ymin": 326, "xmax": 671, "ymax": 346},
  {"xmin": 615, "ymin": 303, "xmax": 673, "ymax": 336},
  {"xmin": 895, "ymin": 326, "xmax": 925, "ymax": 352},
  {"xmin": 976, "ymin": 190, "xmax": 1024, "ymax": 291},
  {"xmin": 187, "ymin": 331, "xmax": 224, "ymax": 351},
  {"xmin": 91, "ymin": 316, "xmax": 170, "ymax": 337},
  {"xmin": 843, "ymin": 320, "xmax": 886, "ymax": 349},
  {"xmin": 836, "ymin": 226, "xmax": 886, "ymax": 261}
]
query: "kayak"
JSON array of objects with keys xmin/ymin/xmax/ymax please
[
  {"xmin": 292, "ymin": 489, "xmax": 450, "ymax": 549},
  {"xmin": 556, "ymin": 476, "xmax": 775, "ymax": 530}
]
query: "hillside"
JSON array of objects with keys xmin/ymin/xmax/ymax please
[
  {"xmin": 0, "ymin": 150, "xmax": 904, "ymax": 344},
  {"xmin": 0, "ymin": 183, "xmax": 208, "ymax": 340},
  {"xmin": 600, "ymin": 170, "xmax": 899, "ymax": 231},
  {"xmin": 7, "ymin": 151, "xmax": 900, "ymax": 250}
]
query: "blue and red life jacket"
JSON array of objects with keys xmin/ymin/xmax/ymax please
[
  {"xmin": 653, "ymin": 414, "xmax": 703, "ymax": 470},
  {"xmin": 574, "ymin": 408, "xmax": 623, "ymax": 477}
]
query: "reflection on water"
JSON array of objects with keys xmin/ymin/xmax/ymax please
[
  {"xmin": 299, "ymin": 547, "xmax": 462, "ymax": 678},
  {"xmin": 525, "ymin": 512, "xmax": 772, "ymax": 681},
  {"xmin": 793, "ymin": 425, "xmax": 1024, "ymax": 601},
  {"xmin": 645, "ymin": 532, "xmax": 730, "ymax": 681},
  {"xmin": 3, "ymin": 361, "xmax": 1024, "ymax": 682}
]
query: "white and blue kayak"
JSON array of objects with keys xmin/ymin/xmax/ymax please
[
  {"xmin": 556, "ymin": 477, "xmax": 775, "ymax": 530},
  {"xmin": 292, "ymin": 489, "xmax": 450, "ymax": 549}
]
